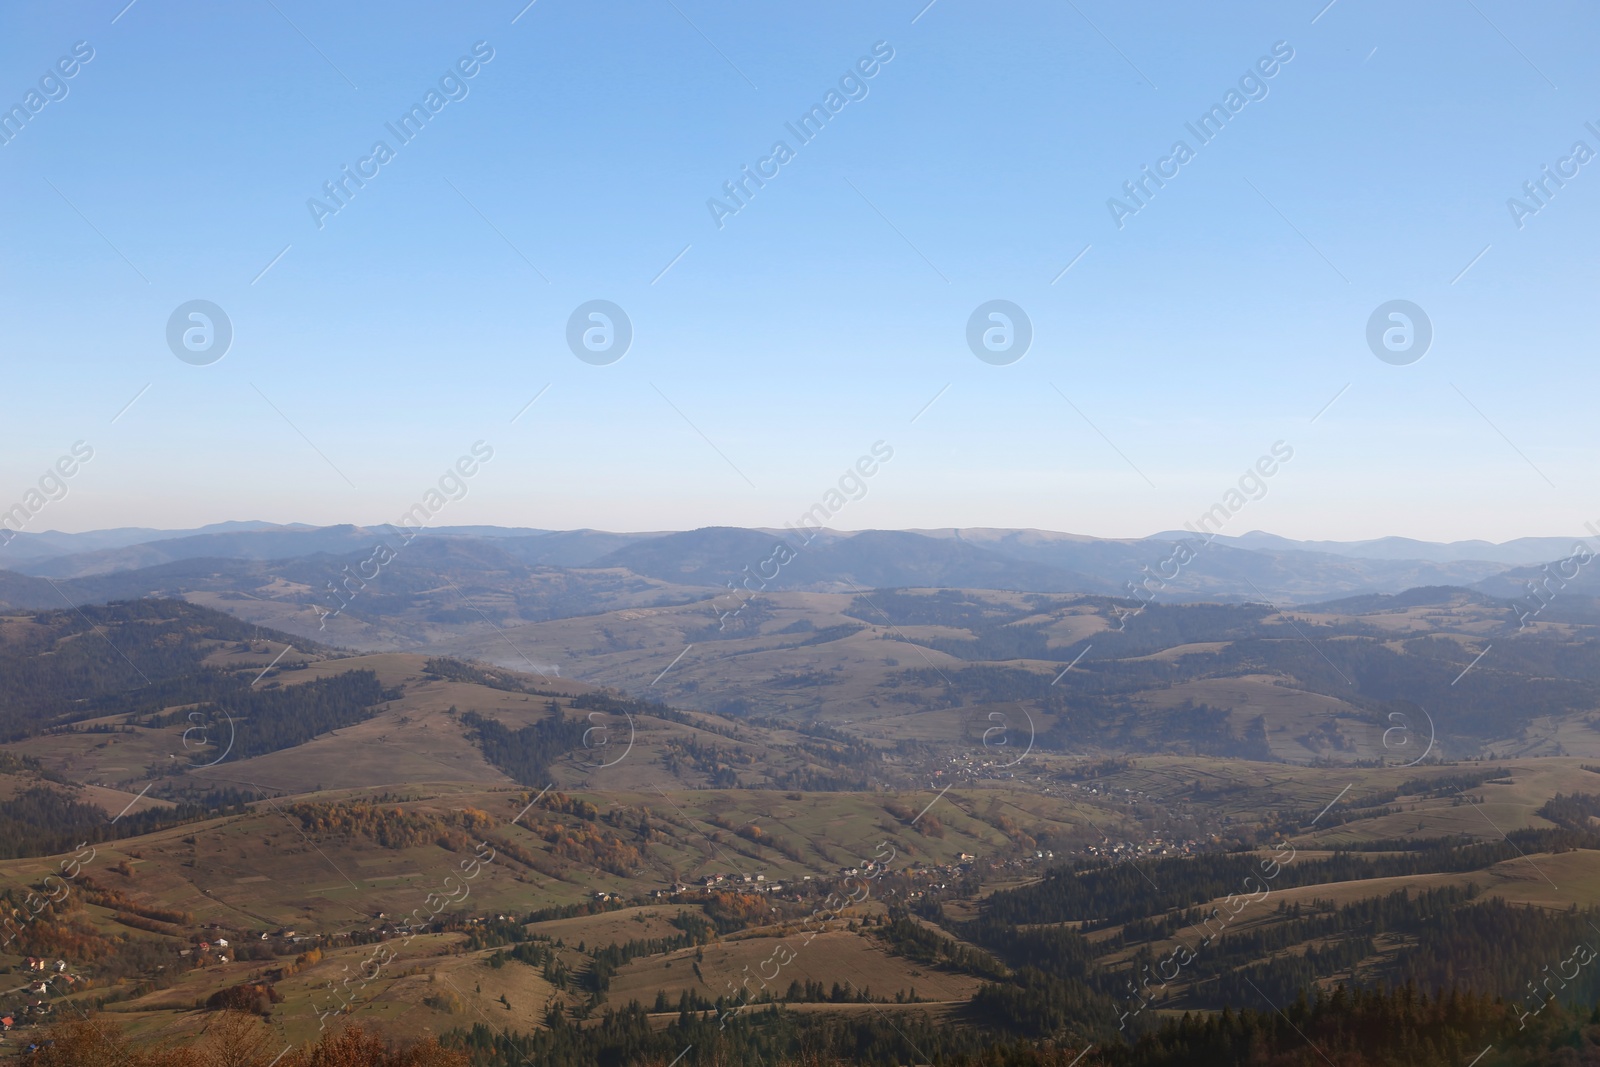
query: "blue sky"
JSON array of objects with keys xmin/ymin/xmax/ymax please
[{"xmin": 2, "ymin": 0, "xmax": 1597, "ymax": 542}]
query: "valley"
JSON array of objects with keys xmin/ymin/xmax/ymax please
[{"xmin": 4, "ymin": 527, "xmax": 1600, "ymax": 1064}]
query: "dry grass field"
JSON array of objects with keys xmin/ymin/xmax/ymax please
[{"xmin": 608, "ymin": 929, "xmax": 985, "ymax": 1007}]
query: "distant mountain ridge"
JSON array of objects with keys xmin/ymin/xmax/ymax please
[
  {"xmin": 1152, "ymin": 529, "xmax": 1593, "ymax": 566},
  {"xmin": 2, "ymin": 524, "xmax": 664, "ymax": 577},
  {"xmin": 0, "ymin": 520, "xmax": 308, "ymax": 564},
  {"xmin": 0, "ymin": 522, "xmax": 1585, "ymax": 620}
]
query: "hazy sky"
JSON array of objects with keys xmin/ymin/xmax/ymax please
[{"xmin": 2, "ymin": 1, "xmax": 1596, "ymax": 542}]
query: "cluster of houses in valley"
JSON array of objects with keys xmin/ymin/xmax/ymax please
[
  {"xmin": 1081, "ymin": 837, "xmax": 1198, "ymax": 861},
  {"xmin": 645, "ymin": 871, "xmax": 789, "ymax": 901},
  {"xmin": 0, "ymin": 958, "xmax": 78, "ymax": 1046},
  {"xmin": 697, "ymin": 872, "xmax": 784, "ymax": 892},
  {"xmin": 2, "ymin": 930, "xmax": 256, "ymax": 1047},
  {"xmin": 178, "ymin": 937, "xmax": 231, "ymax": 964},
  {"xmin": 616, "ymin": 831, "xmax": 1207, "ymax": 914}
]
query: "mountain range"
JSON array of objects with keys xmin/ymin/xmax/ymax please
[{"xmin": 0, "ymin": 521, "xmax": 1574, "ymax": 606}]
